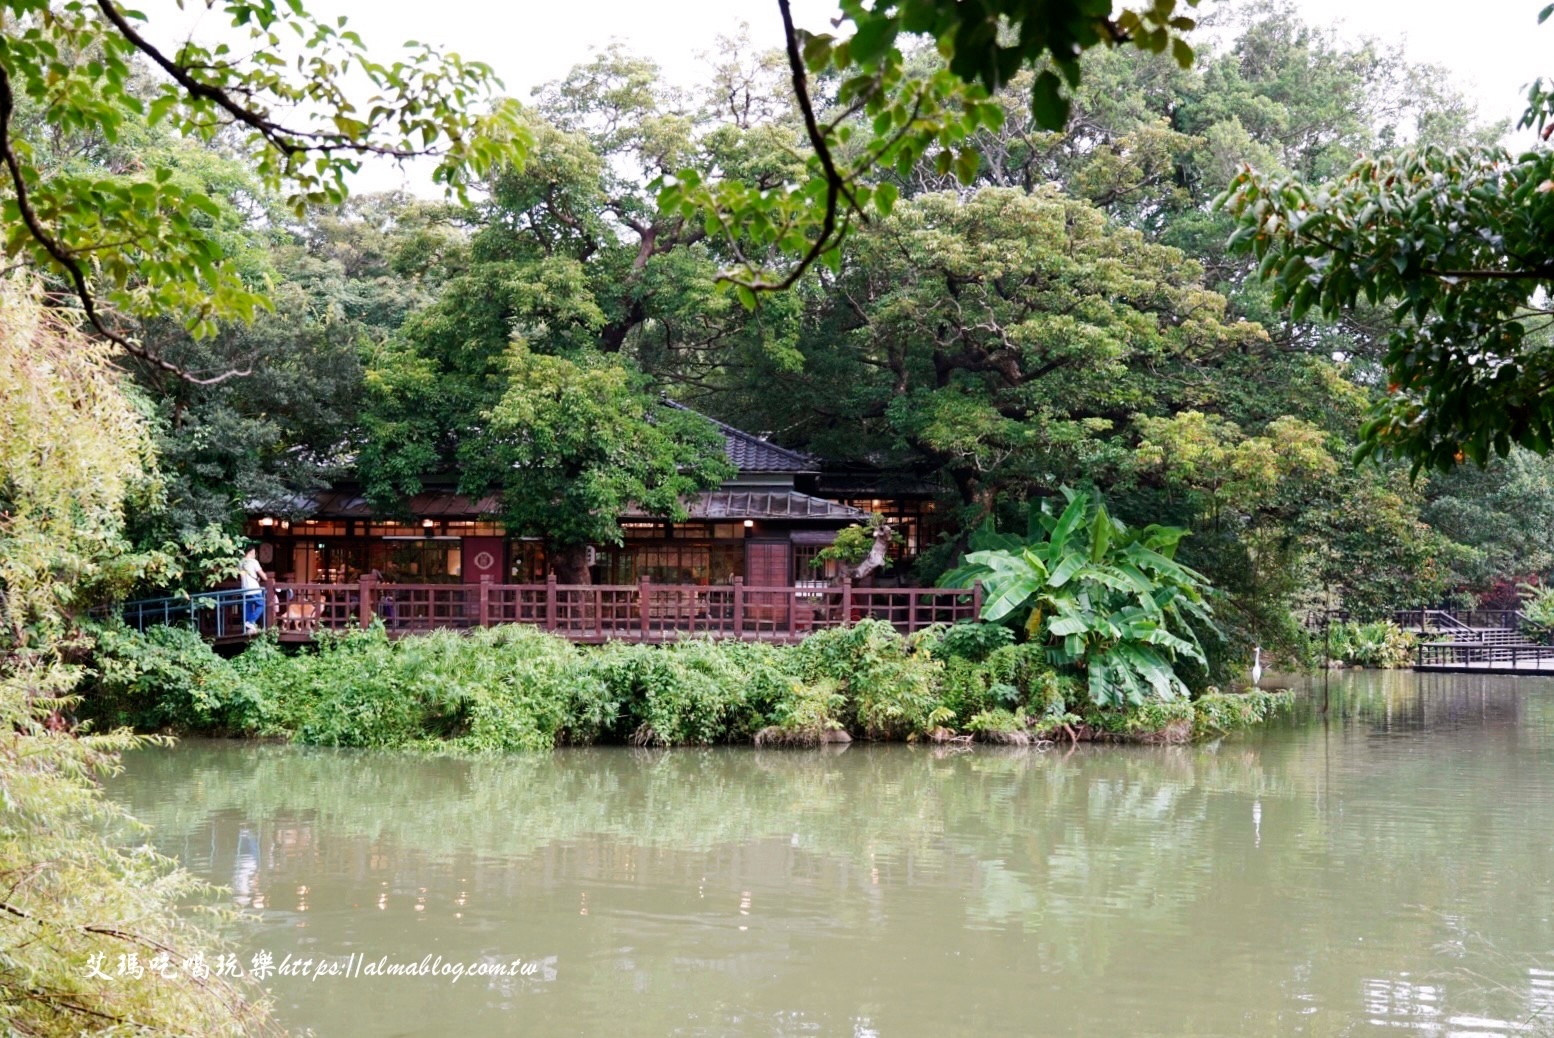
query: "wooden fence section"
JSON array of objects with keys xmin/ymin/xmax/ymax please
[{"xmin": 266, "ymin": 577, "xmax": 983, "ymax": 644}]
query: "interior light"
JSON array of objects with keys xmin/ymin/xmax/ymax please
[
  {"xmin": 258, "ymin": 517, "xmax": 275, "ymax": 527},
  {"xmin": 743, "ymin": 519, "xmax": 754, "ymax": 529}
]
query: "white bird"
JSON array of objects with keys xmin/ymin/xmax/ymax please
[{"xmin": 1251, "ymin": 646, "xmax": 1263, "ymax": 688}]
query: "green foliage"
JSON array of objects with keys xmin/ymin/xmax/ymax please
[
  {"xmin": 671, "ymin": 0, "xmax": 1201, "ymax": 289},
  {"xmin": 85, "ymin": 622, "xmax": 262, "ymax": 734},
  {"xmin": 0, "ymin": 669, "xmax": 276, "ymax": 1036},
  {"xmin": 917, "ymin": 621, "xmax": 1015, "ymax": 663},
  {"xmin": 1517, "ymin": 581, "xmax": 1554, "ymax": 643},
  {"xmin": 84, "ymin": 616, "xmax": 1294, "ymax": 750},
  {"xmin": 964, "ymin": 707, "xmax": 1024, "ymax": 737},
  {"xmin": 0, "ymin": 280, "xmax": 272, "ymax": 1034},
  {"xmin": 1190, "ymin": 689, "xmax": 1293, "ymax": 739},
  {"xmin": 794, "ymin": 620, "xmax": 944, "ymax": 739},
  {"xmin": 1325, "ymin": 621, "xmax": 1416, "ymax": 669},
  {"xmin": 944, "ymin": 489, "xmax": 1218, "ymax": 708},
  {"xmin": 0, "ymin": 286, "xmax": 163, "ymax": 643},
  {"xmin": 756, "ymin": 678, "xmax": 848, "ymax": 746},
  {"xmin": 475, "ymin": 352, "xmax": 733, "ymax": 566},
  {"xmin": 1219, "ymin": 21, "xmax": 1554, "ymax": 473},
  {"xmin": 813, "ymin": 512, "xmax": 901, "ymax": 570},
  {"xmin": 0, "ymin": 0, "xmax": 526, "ymax": 342},
  {"xmin": 1424, "ymin": 448, "xmax": 1554, "ymax": 589},
  {"xmin": 1297, "ymin": 469, "xmax": 1459, "ymax": 620},
  {"xmin": 590, "ymin": 639, "xmax": 765, "ymax": 747}
]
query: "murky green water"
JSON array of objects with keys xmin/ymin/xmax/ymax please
[{"xmin": 105, "ymin": 671, "xmax": 1554, "ymax": 1037}]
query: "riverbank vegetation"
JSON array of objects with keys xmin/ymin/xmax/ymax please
[
  {"xmin": 0, "ymin": 289, "xmax": 273, "ymax": 1036},
  {"xmin": 82, "ymin": 620, "xmax": 1290, "ymax": 752}
]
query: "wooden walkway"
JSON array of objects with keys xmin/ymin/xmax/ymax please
[
  {"xmin": 1414, "ymin": 641, "xmax": 1554, "ymax": 675},
  {"xmin": 118, "ymin": 577, "xmax": 982, "ymax": 646}
]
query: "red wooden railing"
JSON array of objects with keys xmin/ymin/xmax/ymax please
[{"xmin": 264, "ymin": 576, "xmax": 983, "ymax": 643}]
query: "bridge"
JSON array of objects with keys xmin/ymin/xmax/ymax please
[
  {"xmin": 1383, "ymin": 609, "xmax": 1554, "ymax": 675},
  {"xmin": 115, "ymin": 576, "xmax": 982, "ymax": 646}
]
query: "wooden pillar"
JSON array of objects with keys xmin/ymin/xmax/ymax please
[
  {"xmin": 359, "ymin": 575, "xmax": 375, "ymax": 630},
  {"xmin": 907, "ymin": 590, "xmax": 919, "ymax": 633},
  {"xmin": 263, "ymin": 577, "xmax": 277, "ymax": 634},
  {"xmin": 732, "ymin": 577, "xmax": 744, "ymax": 633},
  {"xmin": 478, "ymin": 576, "xmax": 491, "ymax": 628},
  {"xmin": 840, "ymin": 577, "xmax": 853, "ymax": 628},
  {"xmin": 545, "ymin": 573, "xmax": 557, "ymax": 631},
  {"xmin": 972, "ymin": 580, "xmax": 983, "ymax": 621},
  {"xmin": 639, "ymin": 576, "xmax": 651, "ymax": 639}
]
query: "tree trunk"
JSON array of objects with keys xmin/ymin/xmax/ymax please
[
  {"xmin": 849, "ymin": 521, "xmax": 895, "ymax": 583},
  {"xmin": 551, "ymin": 543, "xmax": 592, "ymax": 585}
]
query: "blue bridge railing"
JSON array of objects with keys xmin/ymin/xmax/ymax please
[{"xmin": 119, "ymin": 587, "xmax": 264, "ymax": 640}]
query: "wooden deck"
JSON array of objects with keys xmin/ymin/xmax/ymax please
[{"xmin": 121, "ymin": 578, "xmax": 983, "ymax": 645}]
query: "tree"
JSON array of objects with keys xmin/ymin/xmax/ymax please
[
  {"xmin": 130, "ymin": 193, "xmax": 464, "ymax": 540},
  {"xmin": 1217, "ymin": 5, "xmax": 1554, "ymax": 472},
  {"xmin": 0, "ymin": 279, "xmax": 271, "ymax": 1034},
  {"xmin": 721, "ymin": 185, "xmax": 1264, "ymax": 518},
  {"xmin": 468, "ymin": 347, "xmax": 734, "ymax": 583},
  {"xmin": 0, "ymin": 0, "xmax": 525, "ymax": 376},
  {"xmin": 666, "ymin": 0, "xmax": 1204, "ymax": 293}
]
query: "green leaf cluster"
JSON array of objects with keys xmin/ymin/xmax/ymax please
[{"xmin": 942, "ymin": 489, "xmax": 1218, "ymax": 707}]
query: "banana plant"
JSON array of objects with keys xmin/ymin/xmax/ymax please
[{"xmin": 940, "ymin": 490, "xmax": 1219, "ymax": 708}]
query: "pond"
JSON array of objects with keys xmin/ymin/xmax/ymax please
[{"xmin": 104, "ymin": 670, "xmax": 1554, "ymax": 1037}]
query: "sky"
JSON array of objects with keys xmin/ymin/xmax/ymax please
[{"xmin": 143, "ymin": 0, "xmax": 1551, "ymax": 193}]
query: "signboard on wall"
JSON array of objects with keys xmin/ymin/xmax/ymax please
[{"xmin": 462, "ymin": 536, "xmax": 505, "ymax": 584}]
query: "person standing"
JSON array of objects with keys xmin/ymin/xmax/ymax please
[{"xmin": 240, "ymin": 547, "xmax": 268, "ymax": 634}]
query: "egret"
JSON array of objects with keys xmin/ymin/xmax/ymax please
[{"xmin": 1251, "ymin": 646, "xmax": 1263, "ymax": 688}]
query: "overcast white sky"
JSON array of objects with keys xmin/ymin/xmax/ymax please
[{"xmin": 146, "ymin": 0, "xmax": 1550, "ymax": 193}]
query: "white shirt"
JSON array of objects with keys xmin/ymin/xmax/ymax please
[{"xmin": 239, "ymin": 556, "xmax": 263, "ymax": 590}]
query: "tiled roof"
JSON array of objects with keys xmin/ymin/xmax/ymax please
[
  {"xmin": 662, "ymin": 400, "xmax": 818, "ymax": 473},
  {"xmin": 622, "ymin": 490, "xmax": 866, "ymax": 521}
]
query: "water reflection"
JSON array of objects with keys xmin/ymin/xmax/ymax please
[{"xmin": 105, "ymin": 671, "xmax": 1554, "ymax": 1037}]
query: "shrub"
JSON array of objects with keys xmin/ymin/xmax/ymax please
[
  {"xmin": 1326, "ymin": 620, "xmax": 1415, "ymax": 668},
  {"xmin": 589, "ymin": 639, "xmax": 766, "ymax": 747},
  {"xmin": 964, "ymin": 708, "xmax": 1032, "ymax": 744},
  {"xmin": 755, "ymin": 678, "xmax": 847, "ymax": 747},
  {"xmin": 795, "ymin": 620, "xmax": 943, "ymax": 739},
  {"xmin": 84, "ymin": 621, "xmax": 264, "ymax": 734},
  {"xmin": 918, "ymin": 621, "xmax": 1015, "ymax": 663},
  {"xmin": 91, "ymin": 616, "xmax": 1290, "ymax": 752},
  {"xmin": 1191, "ymin": 689, "xmax": 1293, "ymax": 739}
]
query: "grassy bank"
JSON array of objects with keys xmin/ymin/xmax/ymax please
[{"xmin": 84, "ymin": 620, "xmax": 1290, "ymax": 752}]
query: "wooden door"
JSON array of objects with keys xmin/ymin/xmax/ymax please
[
  {"xmin": 744, "ymin": 541, "xmax": 790, "ymax": 587},
  {"xmin": 743, "ymin": 540, "xmax": 793, "ymax": 632}
]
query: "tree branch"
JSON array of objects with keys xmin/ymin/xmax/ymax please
[{"xmin": 0, "ymin": 64, "xmax": 249, "ymax": 385}]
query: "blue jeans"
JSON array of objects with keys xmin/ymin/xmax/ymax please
[{"xmin": 243, "ymin": 589, "xmax": 264, "ymax": 627}]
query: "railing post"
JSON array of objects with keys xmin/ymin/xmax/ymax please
[
  {"xmin": 972, "ymin": 580, "xmax": 983, "ymax": 621},
  {"xmin": 479, "ymin": 576, "xmax": 491, "ymax": 628},
  {"xmin": 907, "ymin": 590, "xmax": 919, "ymax": 633},
  {"xmin": 840, "ymin": 577, "xmax": 853, "ymax": 627},
  {"xmin": 639, "ymin": 576, "xmax": 651, "ymax": 639},
  {"xmin": 359, "ymin": 575, "xmax": 375, "ymax": 630},
  {"xmin": 732, "ymin": 577, "xmax": 744, "ymax": 633},
  {"xmin": 264, "ymin": 578, "xmax": 277, "ymax": 635},
  {"xmin": 545, "ymin": 573, "xmax": 557, "ymax": 631}
]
